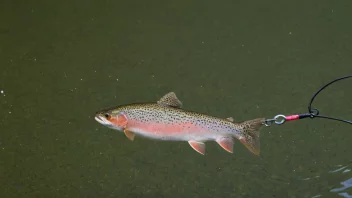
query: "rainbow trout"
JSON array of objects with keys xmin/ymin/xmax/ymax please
[{"xmin": 95, "ymin": 92, "xmax": 265, "ymax": 155}]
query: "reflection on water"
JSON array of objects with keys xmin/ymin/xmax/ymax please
[
  {"xmin": 298, "ymin": 163, "xmax": 352, "ymax": 198},
  {"xmin": 311, "ymin": 195, "xmax": 322, "ymax": 198},
  {"xmin": 330, "ymin": 177, "xmax": 352, "ymax": 197},
  {"xmin": 330, "ymin": 165, "xmax": 351, "ymax": 174},
  {"xmin": 330, "ymin": 165, "xmax": 352, "ymax": 198}
]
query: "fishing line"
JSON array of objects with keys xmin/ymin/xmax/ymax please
[{"xmin": 264, "ymin": 74, "xmax": 352, "ymax": 126}]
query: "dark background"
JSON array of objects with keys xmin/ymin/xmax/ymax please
[{"xmin": 1, "ymin": 0, "xmax": 351, "ymax": 197}]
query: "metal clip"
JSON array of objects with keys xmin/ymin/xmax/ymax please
[{"xmin": 264, "ymin": 114, "xmax": 287, "ymax": 126}]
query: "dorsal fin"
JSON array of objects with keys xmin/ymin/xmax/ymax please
[{"xmin": 157, "ymin": 92, "xmax": 183, "ymax": 108}]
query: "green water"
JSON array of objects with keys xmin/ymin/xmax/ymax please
[{"xmin": 1, "ymin": 0, "xmax": 352, "ymax": 197}]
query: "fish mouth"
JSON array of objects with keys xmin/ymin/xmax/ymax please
[
  {"xmin": 94, "ymin": 115, "xmax": 123, "ymax": 131},
  {"xmin": 95, "ymin": 115, "xmax": 110, "ymax": 125}
]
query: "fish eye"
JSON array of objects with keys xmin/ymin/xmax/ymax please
[{"xmin": 104, "ymin": 113, "xmax": 110, "ymax": 119}]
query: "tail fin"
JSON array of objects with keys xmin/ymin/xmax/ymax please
[{"xmin": 238, "ymin": 118, "xmax": 265, "ymax": 156}]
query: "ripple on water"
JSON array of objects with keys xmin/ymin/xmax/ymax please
[
  {"xmin": 297, "ymin": 163, "xmax": 352, "ymax": 198},
  {"xmin": 329, "ymin": 164, "xmax": 352, "ymax": 198}
]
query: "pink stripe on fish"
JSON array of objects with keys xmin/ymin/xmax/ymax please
[{"xmin": 127, "ymin": 120, "xmax": 204, "ymax": 135}]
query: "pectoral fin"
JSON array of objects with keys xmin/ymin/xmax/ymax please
[
  {"xmin": 157, "ymin": 92, "xmax": 183, "ymax": 108},
  {"xmin": 188, "ymin": 140, "xmax": 205, "ymax": 155},
  {"xmin": 124, "ymin": 130, "xmax": 135, "ymax": 141},
  {"xmin": 216, "ymin": 137, "xmax": 234, "ymax": 153}
]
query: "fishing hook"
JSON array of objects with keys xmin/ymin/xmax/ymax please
[{"xmin": 264, "ymin": 74, "xmax": 352, "ymax": 126}]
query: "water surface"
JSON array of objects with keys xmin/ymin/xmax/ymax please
[{"xmin": 1, "ymin": 0, "xmax": 352, "ymax": 197}]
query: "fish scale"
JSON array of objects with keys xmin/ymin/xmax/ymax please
[
  {"xmin": 95, "ymin": 92, "xmax": 265, "ymax": 156},
  {"xmin": 122, "ymin": 104, "xmax": 236, "ymax": 136}
]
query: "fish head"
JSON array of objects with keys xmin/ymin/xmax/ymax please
[{"xmin": 95, "ymin": 108, "xmax": 128, "ymax": 131}]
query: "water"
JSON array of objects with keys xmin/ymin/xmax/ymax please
[{"xmin": 1, "ymin": 0, "xmax": 352, "ymax": 197}]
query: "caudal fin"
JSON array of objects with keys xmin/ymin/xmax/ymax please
[{"xmin": 238, "ymin": 118, "xmax": 265, "ymax": 156}]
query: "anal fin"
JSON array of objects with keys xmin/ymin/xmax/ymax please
[
  {"xmin": 216, "ymin": 137, "xmax": 234, "ymax": 153},
  {"xmin": 124, "ymin": 130, "xmax": 135, "ymax": 141},
  {"xmin": 188, "ymin": 140, "xmax": 205, "ymax": 155}
]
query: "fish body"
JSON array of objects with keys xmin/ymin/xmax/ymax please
[{"xmin": 95, "ymin": 92, "xmax": 265, "ymax": 155}]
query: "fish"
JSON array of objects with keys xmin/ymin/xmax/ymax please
[{"xmin": 94, "ymin": 92, "xmax": 265, "ymax": 156}]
